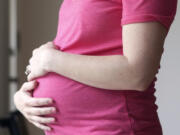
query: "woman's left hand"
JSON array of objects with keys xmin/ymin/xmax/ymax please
[{"xmin": 27, "ymin": 41, "xmax": 60, "ymax": 81}]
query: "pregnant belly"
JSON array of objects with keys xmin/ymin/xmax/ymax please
[
  {"xmin": 32, "ymin": 72, "xmax": 162, "ymax": 135},
  {"xmin": 32, "ymin": 72, "xmax": 131, "ymax": 133}
]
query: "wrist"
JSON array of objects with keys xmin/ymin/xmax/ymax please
[{"xmin": 44, "ymin": 50, "xmax": 64, "ymax": 73}]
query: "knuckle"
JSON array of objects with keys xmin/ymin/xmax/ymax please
[
  {"xmin": 24, "ymin": 81, "xmax": 29, "ymax": 86},
  {"xmin": 31, "ymin": 81, "xmax": 37, "ymax": 87},
  {"xmin": 38, "ymin": 109, "xmax": 49, "ymax": 115},
  {"xmin": 21, "ymin": 82, "xmax": 28, "ymax": 90},
  {"xmin": 42, "ymin": 100, "xmax": 49, "ymax": 105},
  {"xmin": 22, "ymin": 82, "xmax": 32, "ymax": 91},
  {"xmin": 38, "ymin": 125, "xmax": 44, "ymax": 130},
  {"xmin": 23, "ymin": 108, "xmax": 29, "ymax": 115},
  {"xmin": 30, "ymin": 82, "xmax": 36, "ymax": 89},
  {"xmin": 27, "ymin": 115, "xmax": 33, "ymax": 122},
  {"xmin": 32, "ymin": 116, "xmax": 38, "ymax": 122},
  {"xmin": 34, "ymin": 122, "xmax": 39, "ymax": 128},
  {"xmin": 32, "ymin": 49, "xmax": 37, "ymax": 55},
  {"xmin": 45, "ymin": 109, "xmax": 51, "ymax": 114},
  {"xmin": 28, "ymin": 99, "xmax": 35, "ymax": 106},
  {"xmin": 38, "ymin": 124, "xmax": 44, "ymax": 129},
  {"xmin": 29, "ymin": 115, "xmax": 35, "ymax": 121},
  {"xmin": 37, "ymin": 100, "xmax": 46, "ymax": 106},
  {"xmin": 27, "ymin": 111, "xmax": 33, "ymax": 115},
  {"xmin": 25, "ymin": 110, "xmax": 31, "ymax": 115},
  {"xmin": 36, "ymin": 110, "xmax": 42, "ymax": 115},
  {"xmin": 46, "ymin": 118, "xmax": 54, "ymax": 123},
  {"xmin": 35, "ymin": 100, "xmax": 41, "ymax": 106},
  {"xmin": 39, "ymin": 118, "xmax": 44, "ymax": 123},
  {"xmin": 32, "ymin": 100, "xmax": 40, "ymax": 106},
  {"xmin": 25, "ymin": 100, "xmax": 30, "ymax": 106},
  {"xmin": 39, "ymin": 118, "xmax": 45, "ymax": 123},
  {"xmin": 32, "ymin": 50, "xmax": 35, "ymax": 55},
  {"xmin": 39, "ymin": 125, "xmax": 44, "ymax": 130},
  {"xmin": 41, "ymin": 127, "xmax": 46, "ymax": 130},
  {"xmin": 29, "ymin": 58, "xmax": 32, "ymax": 64},
  {"xmin": 40, "ymin": 45, "xmax": 45, "ymax": 48},
  {"xmin": 27, "ymin": 76, "xmax": 30, "ymax": 82}
]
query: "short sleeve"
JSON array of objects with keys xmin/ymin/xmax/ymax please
[{"xmin": 121, "ymin": 0, "xmax": 178, "ymax": 31}]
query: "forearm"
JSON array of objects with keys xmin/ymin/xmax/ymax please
[{"xmin": 47, "ymin": 51, "xmax": 144, "ymax": 91}]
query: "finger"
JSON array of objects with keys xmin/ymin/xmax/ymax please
[
  {"xmin": 31, "ymin": 121, "xmax": 51, "ymax": 131},
  {"xmin": 47, "ymin": 41, "xmax": 53, "ymax": 45},
  {"xmin": 28, "ymin": 115, "xmax": 55, "ymax": 124},
  {"xmin": 44, "ymin": 42, "xmax": 54, "ymax": 48},
  {"xmin": 39, "ymin": 42, "xmax": 52, "ymax": 49},
  {"xmin": 32, "ymin": 48, "xmax": 38, "ymax": 56},
  {"xmin": 24, "ymin": 107, "xmax": 56, "ymax": 116},
  {"xmin": 27, "ymin": 72, "xmax": 36, "ymax": 82},
  {"xmin": 46, "ymin": 41, "xmax": 59, "ymax": 49},
  {"xmin": 25, "ymin": 98, "xmax": 53, "ymax": 106},
  {"xmin": 21, "ymin": 81, "xmax": 38, "ymax": 92},
  {"xmin": 26, "ymin": 65, "xmax": 31, "ymax": 70},
  {"xmin": 29, "ymin": 58, "xmax": 33, "ymax": 65}
]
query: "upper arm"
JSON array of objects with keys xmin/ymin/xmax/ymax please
[{"xmin": 121, "ymin": 0, "xmax": 177, "ymax": 91}]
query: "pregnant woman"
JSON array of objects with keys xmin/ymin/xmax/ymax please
[{"xmin": 14, "ymin": 0, "xmax": 177, "ymax": 135}]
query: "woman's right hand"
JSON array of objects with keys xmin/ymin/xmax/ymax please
[{"xmin": 13, "ymin": 80, "xmax": 56, "ymax": 131}]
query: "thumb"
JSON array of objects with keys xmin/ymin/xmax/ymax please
[{"xmin": 22, "ymin": 80, "xmax": 38, "ymax": 92}]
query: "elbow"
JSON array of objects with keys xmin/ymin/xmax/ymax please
[
  {"xmin": 114, "ymin": 75, "xmax": 153, "ymax": 92},
  {"xmin": 133, "ymin": 76, "xmax": 154, "ymax": 92},
  {"xmin": 135, "ymin": 83, "xmax": 150, "ymax": 92}
]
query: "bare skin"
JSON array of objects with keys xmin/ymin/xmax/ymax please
[
  {"xmin": 27, "ymin": 22, "xmax": 167, "ymax": 91},
  {"xmin": 14, "ymin": 80, "xmax": 56, "ymax": 131},
  {"xmin": 14, "ymin": 21, "xmax": 168, "ymax": 131}
]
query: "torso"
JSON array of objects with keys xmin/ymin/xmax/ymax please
[{"xmin": 33, "ymin": 0, "xmax": 163, "ymax": 134}]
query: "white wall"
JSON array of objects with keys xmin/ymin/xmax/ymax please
[{"xmin": 155, "ymin": 2, "xmax": 180, "ymax": 135}]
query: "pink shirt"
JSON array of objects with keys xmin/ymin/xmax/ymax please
[{"xmin": 33, "ymin": 0, "xmax": 177, "ymax": 135}]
